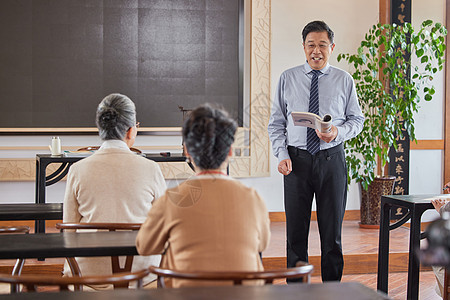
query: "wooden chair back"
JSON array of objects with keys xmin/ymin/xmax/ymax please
[
  {"xmin": 0, "ymin": 226, "xmax": 30, "ymax": 293},
  {"xmin": 149, "ymin": 261, "xmax": 314, "ymax": 288},
  {"xmin": 77, "ymin": 146, "xmax": 142, "ymax": 154},
  {"xmin": 55, "ymin": 223, "xmax": 141, "ymax": 280},
  {"xmin": 0, "ymin": 269, "xmax": 150, "ymax": 292},
  {"xmin": 0, "ymin": 226, "xmax": 30, "ymax": 235}
]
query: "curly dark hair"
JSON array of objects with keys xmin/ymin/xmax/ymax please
[
  {"xmin": 182, "ymin": 104, "xmax": 237, "ymax": 170},
  {"xmin": 302, "ymin": 20, "xmax": 334, "ymax": 44}
]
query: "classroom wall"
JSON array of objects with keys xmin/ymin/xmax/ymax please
[
  {"xmin": 0, "ymin": 0, "xmax": 446, "ymax": 221},
  {"xmin": 410, "ymin": 0, "xmax": 446, "ymax": 221}
]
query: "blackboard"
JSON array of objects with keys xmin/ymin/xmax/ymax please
[{"xmin": 0, "ymin": 0, "xmax": 243, "ymax": 129}]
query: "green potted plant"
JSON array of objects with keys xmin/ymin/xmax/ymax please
[{"xmin": 337, "ymin": 20, "xmax": 447, "ymax": 226}]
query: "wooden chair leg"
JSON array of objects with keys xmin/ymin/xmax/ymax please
[
  {"xmin": 136, "ymin": 278, "xmax": 143, "ymax": 289},
  {"xmin": 12, "ymin": 259, "xmax": 25, "ymax": 276},
  {"xmin": 111, "ymin": 256, "xmax": 134, "ymax": 273},
  {"xmin": 66, "ymin": 257, "xmax": 82, "ymax": 277},
  {"xmin": 10, "ymin": 259, "xmax": 25, "ymax": 293},
  {"xmin": 66, "ymin": 257, "xmax": 83, "ymax": 291},
  {"xmin": 111, "ymin": 256, "xmax": 134, "ymax": 288},
  {"xmin": 157, "ymin": 276, "xmax": 166, "ymax": 288},
  {"xmin": 305, "ymin": 273, "xmax": 311, "ymax": 284}
]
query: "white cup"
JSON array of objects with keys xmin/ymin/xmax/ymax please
[{"xmin": 50, "ymin": 137, "xmax": 62, "ymax": 156}]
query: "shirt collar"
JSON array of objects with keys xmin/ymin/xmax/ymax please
[
  {"xmin": 188, "ymin": 173, "xmax": 233, "ymax": 180},
  {"xmin": 99, "ymin": 140, "xmax": 131, "ymax": 151},
  {"xmin": 303, "ymin": 62, "xmax": 330, "ymax": 76}
]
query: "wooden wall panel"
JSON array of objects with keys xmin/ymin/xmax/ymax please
[{"xmin": 410, "ymin": 140, "xmax": 445, "ymax": 150}]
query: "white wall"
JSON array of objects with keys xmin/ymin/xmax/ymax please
[
  {"xmin": 410, "ymin": 0, "xmax": 446, "ymax": 221},
  {"xmin": 0, "ymin": 0, "xmax": 446, "ymax": 218}
]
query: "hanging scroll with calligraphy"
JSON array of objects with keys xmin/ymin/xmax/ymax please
[{"xmin": 388, "ymin": 0, "xmax": 411, "ymax": 220}]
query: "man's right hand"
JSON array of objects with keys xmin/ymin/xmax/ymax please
[{"xmin": 278, "ymin": 159, "xmax": 292, "ymax": 175}]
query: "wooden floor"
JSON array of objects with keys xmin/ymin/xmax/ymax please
[
  {"xmin": 263, "ymin": 219, "xmax": 418, "ymax": 258},
  {"xmin": 265, "ymin": 220, "xmax": 441, "ymax": 300},
  {"xmin": 0, "ymin": 220, "xmax": 442, "ymax": 299}
]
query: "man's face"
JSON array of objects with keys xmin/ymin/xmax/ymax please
[{"xmin": 303, "ymin": 31, "xmax": 335, "ymax": 70}]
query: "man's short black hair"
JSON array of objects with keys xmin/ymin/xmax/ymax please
[{"xmin": 302, "ymin": 21, "xmax": 334, "ymax": 44}]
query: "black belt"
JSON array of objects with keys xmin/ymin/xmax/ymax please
[{"xmin": 287, "ymin": 143, "xmax": 343, "ymax": 157}]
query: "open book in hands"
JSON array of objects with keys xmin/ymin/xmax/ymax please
[{"xmin": 291, "ymin": 112, "xmax": 332, "ymax": 133}]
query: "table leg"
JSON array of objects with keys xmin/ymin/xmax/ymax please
[
  {"xmin": 35, "ymin": 159, "xmax": 48, "ymax": 261},
  {"xmin": 36, "ymin": 161, "xmax": 48, "ymax": 235},
  {"xmin": 407, "ymin": 208, "xmax": 427, "ymax": 300},
  {"xmin": 377, "ymin": 200, "xmax": 391, "ymax": 293},
  {"xmin": 35, "ymin": 159, "xmax": 40, "ymax": 235}
]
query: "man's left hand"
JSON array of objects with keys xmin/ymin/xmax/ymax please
[{"xmin": 316, "ymin": 125, "xmax": 338, "ymax": 143}]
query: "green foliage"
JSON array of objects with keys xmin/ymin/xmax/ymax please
[{"xmin": 337, "ymin": 20, "xmax": 447, "ymax": 190}]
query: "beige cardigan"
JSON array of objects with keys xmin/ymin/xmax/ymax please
[
  {"xmin": 136, "ymin": 174, "xmax": 271, "ymax": 288},
  {"xmin": 63, "ymin": 141, "xmax": 166, "ymax": 286}
]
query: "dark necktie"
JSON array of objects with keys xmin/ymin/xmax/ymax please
[{"xmin": 307, "ymin": 70, "xmax": 321, "ymax": 155}]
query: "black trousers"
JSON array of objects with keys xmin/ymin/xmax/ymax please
[{"xmin": 284, "ymin": 144, "xmax": 347, "ymax": 282}]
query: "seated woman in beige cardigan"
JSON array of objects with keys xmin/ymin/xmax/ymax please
[
  {"xmin": 136, "ymin": 104, "xmax": 271, "ymax": 288},
  {"xmin": 63, "ymin": 93, "xmax": 166, "ymax": 289}
]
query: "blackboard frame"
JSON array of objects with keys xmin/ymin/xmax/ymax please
[
  {"xmin": 0, "ymin": 0, "xmax": 244, "ymax": 135},
  {"xmin": 0, "ymin": 127, "xmax": 181, "ymax": 136}
]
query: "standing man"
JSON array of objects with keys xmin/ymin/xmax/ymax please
[{"xmin": 268, "ymin": 20, "xmax": 364, "ymax": 282}]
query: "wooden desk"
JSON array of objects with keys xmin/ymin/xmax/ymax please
[
  {"xmin": 377, "ymin": 194, "xmax": 435, "ymax": 300},
  {"xmin": 0, "ymin": 203, "xmax": 62, "ymax": 221},
  {"xmin": 0, "ymin": 282, "xmax": 391, "ymax": 299},
  {"xmin": 0, "ymin": 231, "xmax": 137, "ymax": 259},
  {"xmin": 35, "ymin": 153, "xmax": 188, "ymax": 234}
]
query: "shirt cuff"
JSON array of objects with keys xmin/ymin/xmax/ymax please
[
  {"xmin": 277, "ymin": 150, "xmax": 290, "ymax": 163},
  {"xmin": 334, "ymin": 126, "xmax": 344, "ymax": 143}
]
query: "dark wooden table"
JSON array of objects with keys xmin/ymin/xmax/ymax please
[
  {"xmin": 0, "ymin": 203, "xmax": 62, "ymax": 221},
  {"xmin": 0, "ymin": 231, "xmax": 138, "ymax": 259},
  {"xmin": 0, "ymin": 282, "xmax": 391, "ymax": 299},
  {"xmin": 377, "ymin": 194, "xmax": 436, "ymax": 300},
  {"xmin": 35, "ymin": 153, "xmax": 188, "ymax": 234}
]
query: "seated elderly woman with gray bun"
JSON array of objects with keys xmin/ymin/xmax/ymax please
[
  {"xmin": 136, "ymin": 104, "xmax": 271, "ymax": 288},
  {"xmin": 63, "ymin": 93, "xmax": 166, "ymax": 289}
]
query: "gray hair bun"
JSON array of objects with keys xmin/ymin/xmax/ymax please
[
  {"xmin": 98, "ymin": 108, "xmax": 119, "ymax": 130},
  {"xmin": 96, "ymin": 93, "xmax": 136, "ymax": 141}
]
